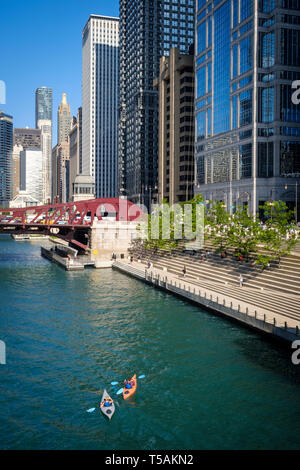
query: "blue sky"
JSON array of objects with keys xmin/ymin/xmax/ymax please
[{"xmin": 0, "ymin": 0, "xmax": 119, "ymax": 141}]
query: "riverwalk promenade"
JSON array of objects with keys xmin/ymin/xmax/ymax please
[{"xmin": 113, "ymin": 259, "xmax": 300, "ymax": 345}]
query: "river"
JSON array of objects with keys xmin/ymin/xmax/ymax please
[{"xmin": 0, "ymin": 235, "xmax": 299, "ymax": 450}]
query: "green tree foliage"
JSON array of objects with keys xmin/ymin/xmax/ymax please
[{"xmin": 137, "ymin": 194, "xmax": 298, "ymax": 265}]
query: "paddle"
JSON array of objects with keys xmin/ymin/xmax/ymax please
[
  {"xmin": 86, "ymin": 408, "xmax": 96, "ymax": 413},
  {"xmin": 111, "ymin": 374, "xmax": 146, "ymax": 386},
  {"xmin": 116, "ymin": 388, "xmax": 123, "ymax": 395}
]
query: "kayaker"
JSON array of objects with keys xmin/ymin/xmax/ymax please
[
  {"xmin": 101, "ymin": 398, "xmax": 113, "ymax": 408},
  {"xmin": 130, "ymin": 379, "xmax": 135, "ymax": 387}
]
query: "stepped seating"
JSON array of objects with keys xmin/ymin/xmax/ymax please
[{"xmin": 130, "ymin": 242, "xmax": 300, "ymax": 297}]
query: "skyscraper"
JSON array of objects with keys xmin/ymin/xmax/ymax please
[
  {"xmin": 20, "ymin": 149, "xmax": 43, "ymax": 205},
  {"xmin": 154, "ymin": 47, "xmax": 195, "ymax": 205},
  {"xmin": 194, "ymin": 0, "xmax": 300, "ymax": 218},
  {"xmin": 82, "ymin": 15, "xmax": 119, "ymax": 198},
  {"xmin": 0, "ymin": 111, "xmax": 13, "ymax": 206},
  {"xmin": 57, "ymin": 93, "xmax": 71, "ymax": 144},
  {"xmin": 35, "ymin": 87, "xmax": 52, "ymax": 125},
  {"xmin": 118, "ymin": 0, "xmax": 195, "ymax": 207},
  {"xmin": 36, "ymin": 87, "xmax": 52, "ymax": 204},
  {"xmin": 52, "ymin": 142, "xmax": 69, "ymax": 203}
]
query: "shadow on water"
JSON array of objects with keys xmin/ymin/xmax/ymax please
[{"xmin": 233, "ymin": 334, "xmax": 300, "ymax": 385}]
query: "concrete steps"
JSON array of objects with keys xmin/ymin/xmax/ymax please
[{"xmin": 131, "ymin": 245, "xmax": 300, "ymax": 297}]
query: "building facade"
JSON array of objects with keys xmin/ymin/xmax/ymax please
[
  {"xmin": 118, "ymin": 0, "xmax": 195, "ymax": 208},
  {"xmin": 52, "ymin": 142, "xmax": 69, "ymax": 203},
  {"xmin": 57, "ymin": 93, "xmax": 71, "ymax": 144},
  {"xmin": 36, "ymin": 87, "xmax": 52, "ymax": 204},
  {"xmin": 13, "ymin": 128, "xmax": 41, "ymax": 149},
  {"xmin": 35, "ymin": 87, "xmax": 52, "ymax": 125},
  {"xmin": 11, "ymin": 145, "xmax": 23, "ymax": 199},
  {"xmin": 194, "ymin": 0, "xmax": 300, "ymax": 218},
  {"xmin": 82, "ymin": 15, "xmax": 119, "ymax": 198},
  {"xmin": 0, "ymin": 111, "xmax": 13, "ymax": 206},
  {"xmin": 155, "ymin": 47, "xmax": 194, "ymax": 204},
  {"xmin": 69, "ymin": 108, "xmax": 83, "ymax": 202},
  {"xmin": 20, "ymin": 149, "xmax": 43, "ymax": 205}
]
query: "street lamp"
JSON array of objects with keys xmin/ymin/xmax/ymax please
[{"xmin": 284, "ymin": 181, "xmax": 298, "ymax": 224}]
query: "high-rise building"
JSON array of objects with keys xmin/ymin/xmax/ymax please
[
  {"xmin": 57, "ymin": 93, "xmax": 71, "ymax": 144},
  {"xmin": 82, "ymin": 15, "xmax": 119, "ymax": 198},
  {"xmin": 69, "ymin": 108, "xmax": 83, "ymax": 201},
  {"xmin": 36, "ymin": 87, "xmax": 52, "ymax": 204},
  {"xmin": 14, "ymin": 128, "xmax": 41, "ymax": 149},
  {"xmin": 0, "ymin": 111, "xmax": 13, "ymax": 206},
  {"xmin": 154, "ymin": 47, "xmax": 195, "ymax": 205},
  {"xmin": 194, "ymin": 0, "xmax": 300, "ymax": 218},
  {"xmin": 35, "ymin": 87, "xmax": 52, "ymax": 125},
  {"xmin": 118, "ymin": 0, "xmax": 195, "ymax": 208},
  {"xmin": 52, "ymin": 142, "xmax": 69, "ymax": 203},
  {"xmin": 20, "ymin": 149, "xmax": 43, "ymax": 205},
  {"xmin": 11, "ymin": 145, "xmax": 23, "ymax": 199}
]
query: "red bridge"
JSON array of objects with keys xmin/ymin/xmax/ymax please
[{"xmin": 0, "ymin": 198, "xmax": 143, "ymax": 251}]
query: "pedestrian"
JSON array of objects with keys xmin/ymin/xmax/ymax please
[
  {"xmin": 182, "ymin": 265, "xmax": 186, "ymax": 278},
  {"xmin": 239, "ymin": 274, "xmax": 243, "ymax": 288},
  {"xmin": 130, "ymin": 255, "xmax": 133, "ymax": 263}
]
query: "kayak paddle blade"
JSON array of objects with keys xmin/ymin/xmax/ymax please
[
  {"xmin": 138, "ymin": 374, "xmax": 146, "ymax": 379},
  {"xmin": 111, "ymin": 381, "xmax": 119, "ymax": 386},
  {"xmin": 116, "ymin": 388, "xmax": 123, "ymax": 395},
  {"xmin": 87, "ymin": 408, "xmax": 96, "ymax": 413}
]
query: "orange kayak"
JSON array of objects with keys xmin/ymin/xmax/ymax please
[{"xmin": 123, "ymin": 374, "xmax": 137, "ymax": 400}]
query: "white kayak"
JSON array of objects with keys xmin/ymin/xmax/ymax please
[{"xmin": 100, "ymin": 389, "xmax": 115, "ymax": 420}]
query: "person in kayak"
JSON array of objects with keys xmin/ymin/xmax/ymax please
[
  {"xmin": 124, "ymin": 378, "xmax": 135, "ymax": 389},
  {"xmin": 100, "ymin": 398, "xmax": 113, "ymax": 408},
  {"xmin": 100, "ymin": 397, "xmax": 113, "ymax": 408}
]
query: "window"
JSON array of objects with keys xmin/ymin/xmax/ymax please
[
  {"xmin": 259, "ymin": 87, "xmax": 274, "ymax": 123},
  {"xmin": 258, "ymin": 142, "xmax": 274, "ymax": 177},
  {"xmin": 240, "ymin": 143, "xmax": 252, "ymax": 179},
  {"xmin": 280, "ymin": 141, "xmax": 300, "ymax": 175}
]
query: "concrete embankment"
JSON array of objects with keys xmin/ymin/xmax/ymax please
[{"xmin": 113, "ymin": 261, "xmax": 299, "ymax": 346}]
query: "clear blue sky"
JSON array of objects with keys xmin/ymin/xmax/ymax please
[{"xmin": 0, "ymin": 0, "xmax": 119, "ymax": 142}]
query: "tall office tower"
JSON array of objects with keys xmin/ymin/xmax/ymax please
[
  {"xmin": 118, "ymin": 0, "xmax": 195, "ymax": 208},
  {"xmin": 69, "ymin": 108, "xmax": 84, "ymax": 201},
  {"xmin": 154, "ymin": 47, "xmax": 195, "ymax": 205},
  {"xmin": 14, "ymin": 128, "xmax": 41, "ymax": 149},
  {"xmin": 194, "ymin": 0, "xmax": 300, "ymax": 218},
  {"xmin": 0, "ymin": 111, "xmax": 13, "ymax": 206},
  {"xmin": 52, "ymin": 142, "xmax": 69, "ymax": 203},
  {"xmin": 36, "ymin": 87, "xmax": 52, "ymax": 204},
  {"xmin": 82, "ymin": 15, "xmax": 119, "ymax": 198},
  {"xmin": 57, "ymin": 93, "xmax": 71, "ymax": 144},
  {"xmin": 20, "ymin": 149, "xmax": 43, "ymax": 205},
  {"xmin": 11, "ymin": 145, "xmax": 23, "ymax": 199}
]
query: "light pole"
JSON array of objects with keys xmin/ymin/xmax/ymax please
[{"xmin": 284, "ymin": 181, "xmax": 298, "ymax": 224}]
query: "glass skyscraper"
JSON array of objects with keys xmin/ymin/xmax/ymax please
[
  {"xmin": 0, "ymin": 111, "xmax": 13, "ymax": 206},
  {"xmin": 35, "ymin": 87, "xmax": 53, "ymax": 204},
  {"xmin": 195, "ymin": 0, "xmax": 300, "ymax": 218},
  {"xmin": 35, "ymin": 87, "xmax": 52, "ymax": 126},
  {"xmin": 118, "ymin": 0, "xmax": 195, "ymax": 208}
]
